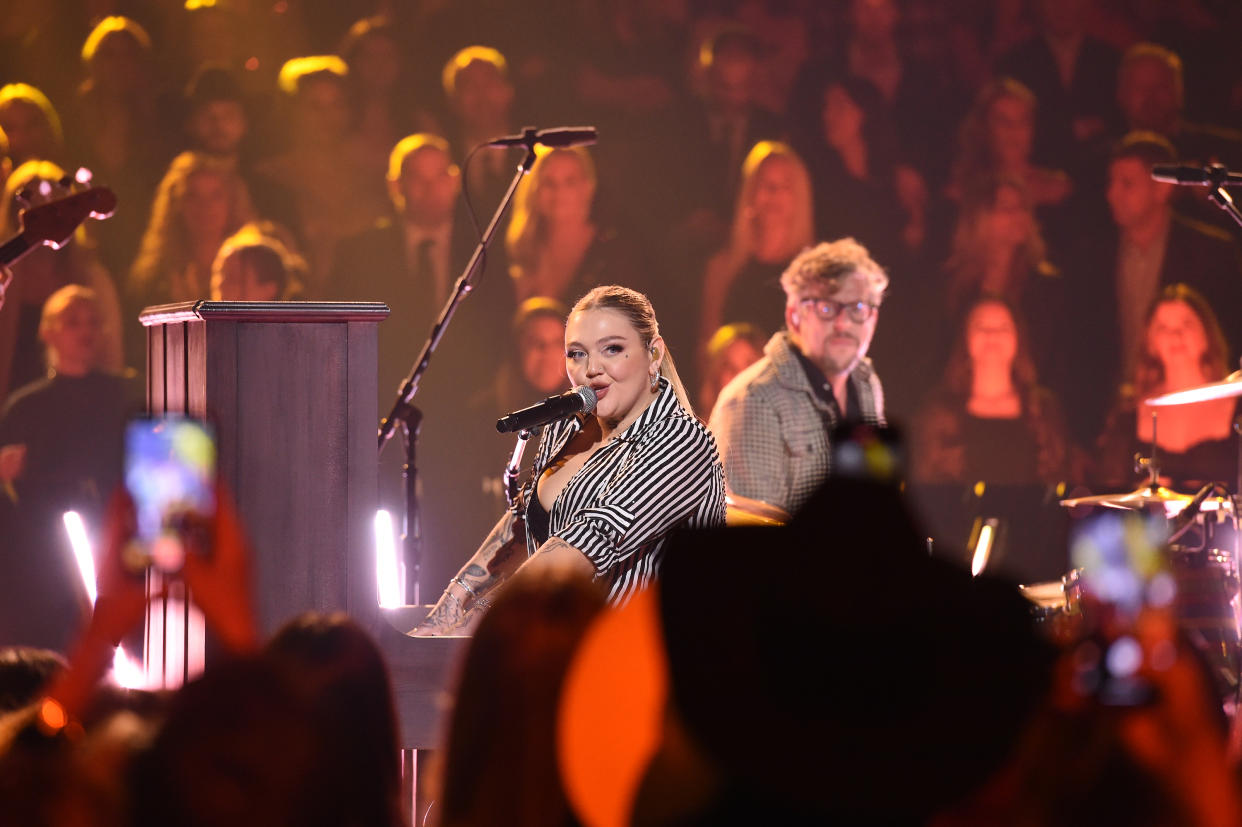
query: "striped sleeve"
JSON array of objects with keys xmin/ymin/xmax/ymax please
[{"xmin": 554, "ymin": 417, "xmax": 720, "ymax": 574}]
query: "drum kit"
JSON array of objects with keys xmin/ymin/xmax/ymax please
[{"xmin": 1023, "ymin": 373, "xmax": 1242, "ymax": 705}]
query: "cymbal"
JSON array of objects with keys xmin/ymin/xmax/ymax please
[
  {"xmin": 1060, "ymin": 485, "xmax": 1193, "ymax": 510},
  {"xmin": 1146, "ymin": 371, "xmax": 1242, "ymax": 406}
]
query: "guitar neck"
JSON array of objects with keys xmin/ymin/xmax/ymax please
[{"xmin": 0, "ymin": 233, "xmax": 32, "ymax": 268}]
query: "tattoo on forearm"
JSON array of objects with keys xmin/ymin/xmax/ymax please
[
  {"xmin": 536, "ymin": 537, "xmax": 573, "ymax": 557},
  {"xmin": 417, "ymin": 594, "xmax": 465, "ymax": 633},
  {"xmin": 434, "ymin": 513, "xmax": 528, "ymax": 616}
]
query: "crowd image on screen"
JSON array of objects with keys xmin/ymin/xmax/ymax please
[{"xmin": 3, "ymin": 1, "xmax": 1242, "ymax": 825}]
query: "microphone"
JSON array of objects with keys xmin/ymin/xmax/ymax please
[
  {"xmin": 1167, "ymin": 483, "xmax": 1225, "ymax": 544},
  {"xmin": 486, "ymin": 126, "xmax": 598, "ymax": 150},
  {"xmin": 497, "ymin": 385, "xmax": 597, "ymax": 434},
  {"xmin": 1150, "ymin": 164, "xmax": 1242, "ymax": 186}
]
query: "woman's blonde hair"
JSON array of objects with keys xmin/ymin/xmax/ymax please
[
  {"xmin": 722, "ymin": 141, "xmax": 814, "ymax": 276},
  {"xmin": 506, "ymin": 146, "xmax": 597, "ymax": 283},
  {"xmin": 949, "ymin": 77, "xmax": 1036, "ymax": 203},
  {"xmin": 81, "ymin": 15, "xmax": 151, "ymax": 64},
  {"xmin": 0, "ymin": 83, "xmax": 64, "ymax": 155},
  {"xmin": 570, "ymin": 285, "xmax": 694, "ymax": 416},
  {"xmin": 131, "ymin": 151, "xmax": 255, "ymax": 298}
]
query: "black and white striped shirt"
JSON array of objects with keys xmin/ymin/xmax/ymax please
[{"xmin": 517, "ymin": 377, "xmax": 726, "ymax": 605}]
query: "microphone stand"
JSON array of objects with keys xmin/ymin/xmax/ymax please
[
  {"xmin": 378, "ymin": 136, "xmax": 539, "ymax": 604},
  {"xmin": 1202, "ymin": 164, "xmax": 1242, "ymax": 231}
]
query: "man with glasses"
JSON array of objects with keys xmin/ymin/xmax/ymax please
[{"xmin": 709, "ymin": 238, "xmax": 888, "ymax": 514}]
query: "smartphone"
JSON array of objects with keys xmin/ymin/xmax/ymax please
[
  {"xmin": 829, "ymin": 422, "xmax": 905, "ymax": 484},
  {"xmin": 1069, "ymin": 511, "xmax": 1171, "ymax": 706},
  {"xmin": 123, "ymin": 416, "xmax": 216, "ymax": 574}
]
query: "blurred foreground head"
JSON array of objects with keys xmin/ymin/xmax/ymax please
[
  {"xmin": 560, "ymin": 472, "xmax": 1055, "ymax": 825},
  {"xmin": 437, "ymin": 565, "xmax": 605, "ymax": 827}
]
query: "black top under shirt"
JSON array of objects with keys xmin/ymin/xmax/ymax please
[
  {"xmin": 517, "ymin": 377, "xmax": 726, "ymax": 605},
  {"xmin": 526, "ymin": 485, "xmax": 551, "ymax": 547},
  {"xmin": 793, "ymin": 348, "xmax": 862, "ymax": 426}
]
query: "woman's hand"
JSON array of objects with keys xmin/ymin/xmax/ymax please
[{"xmin": 411, "ymin": 585, "xmax": 471, "ymax": 636}]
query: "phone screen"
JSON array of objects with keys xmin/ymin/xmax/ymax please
[
  {"xmin": 1069, "ymin": 511, "xmax": 1171, "ymax": 706},
  {"xmin": 124, "ymin": 417, "xmax": 216, "ymax": 573}
]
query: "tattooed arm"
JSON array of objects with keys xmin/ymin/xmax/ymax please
[
  {"xmin": 511, "ymin": 536, "xmax": 596, "ymax": 583},
  {"xmin": 411, "ymin": 510, "xmax": 529, "ymax": 636},
  {"xmin": 412, "ymin": 525, "xmax": 597, "ymax": 636}
]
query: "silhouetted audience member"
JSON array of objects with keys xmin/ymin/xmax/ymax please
[
  {"xmin": 1116, "ymin": 42, "xmax": 1242, "ymax": 169},
  {"xmin": 506, "ymin": 146, "xmax": 634, "ymax": 305},
  {"xmin": 440, "ymin": 46, "xmax": 518, "ymax": 211},
  {"xmin": 995, "ymin": 0, "xmax": 1119, "ymax": 183},
  {"xmin": 573, "ymin": 1, "xmax": 686, "ymax": 120},
  {"xmin": 329, "ymin": 132, "xmax": 496, "ymax": 405},
  {"xmin": 679, "ymin": 27, "xmax": 786, "ymax": 217},
  {"xmin": 183, "ymin": 65, "xmax": 298, "ymax": 236},
  {"xmin": 792, "ymin": 0, "xmax": 957, "ymax": 193},
  {"xmin": 1095, "ymin": 284, "xmax": 1237, "ymax": 491},
  {"xmin": 0, "ymin": 647, "xmax": 65, "ymax": 713},
  {"xmin": 131, "ymin": 656, "xmax": 327, "ymax": 827},
  {"xmin": 912, "ymin": 295, "xmax": 1069, "ymax": 485},
  {"xmin": 691, "ymin": 1, "xmax": 810, "ymax": 116},
  {"xmin": 699, "ymin": 141, "xmax": 814, "ymax": 351},
  {"xmin": 0, "ymin": 285, "xmax": 139, "ymax": 652},
  {"xmin": 0, "ymin": 84, "xmax": 65, "ymax": 167},
  {"xmin": 798, "ymin": 75, "xmax": 926, "ymax": 262},
  {"xmin": 472, "ymin": 296, "xmax": 572, "ymax": 423},
  {"xmin": 455, "ymin": 296, "xmax": 573, "ymax": 534},
  {"xmin": 1, "ymin": 160, "xmax": 125, "ymax": 404},
  {"xmin": 1071, "ymin": 132, "xmax": 1242, "ymax": 441},
  {"xmin": 614, "ymin": 475, "xmax": 1056, "ymax": 824},
  {"xmin": 339, "ymin": 17, "xmax": 426, "ymax": 188},
  {"xmin": 129, "ymin": 151, "xmax": 256, "ymax": 310},
  {"xmin": 697, "ymin": 321, "xmax": 765, "ymax": 415},
  {"xmin": 165, "ymin": 0, "xmax": 308, "ymax": 98},
  {"xmin": 259, "ymin": 56, "xmax": 389, "ymax": 293},
  {"xmin": 949, "ymin": 77, "xmax": 1073, "ymax": 210},
  {"xmin": 64, "ymin": 16, "xmax": 172, "ymax": 279},
  {"xmin": 329, "ymin": 131, "xmax": 511, "ymax": 596},
  {"xmin": 210, "ymin": 222, "xmax": 306, "ymax": 301},
  {"xmin": 939, "ymin": 176, "xmax": 1067, "ymax": 397},
  {"xmin": 266, "ymin": 612, "xmax": 406, "ymax": 827},
  {"xmin": 1115, "ymin": 42, "xmax": 1242, "ymax": 239},
  {"xmin": 435, "ymin": 564, "xmax": 605, "ymax": 827}
]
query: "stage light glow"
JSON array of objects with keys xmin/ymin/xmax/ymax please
[
  {"xmin": 971, "ymin": 521, "xmax": 995, "ymax": 577},
  {"xmin": 63, "ymin": 511, "xmax": 97, "ymax": 606},
  {"xmin": 375, "ymin": 509, "xmax": 403, "ymax": 608},
  {"xmin": 111, "ymin": 645, "xmax": 147, "ymax": 690}
]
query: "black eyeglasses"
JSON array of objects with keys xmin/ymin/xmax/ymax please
[{"xmin": 798, "ymin": 297, "xmax": 878, "ymax": 323}]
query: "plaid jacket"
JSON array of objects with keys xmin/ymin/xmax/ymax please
[{"xmin": 708, "ymin": 332, "xmax": 885, "ymax": 514}]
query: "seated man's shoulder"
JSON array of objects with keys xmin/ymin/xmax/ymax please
[{"xmin": 716, "ymin": 355, "xmax": 784, "ymax": 406}]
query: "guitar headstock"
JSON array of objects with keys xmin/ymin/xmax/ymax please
[{"xmin": 17, "ymin": 180, "xmax": 118, "ymax": 251}]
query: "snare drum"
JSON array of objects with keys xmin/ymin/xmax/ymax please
[{"xmin": 1020, "ymin": 569, "xmax": 1083, "ymax": 639}]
